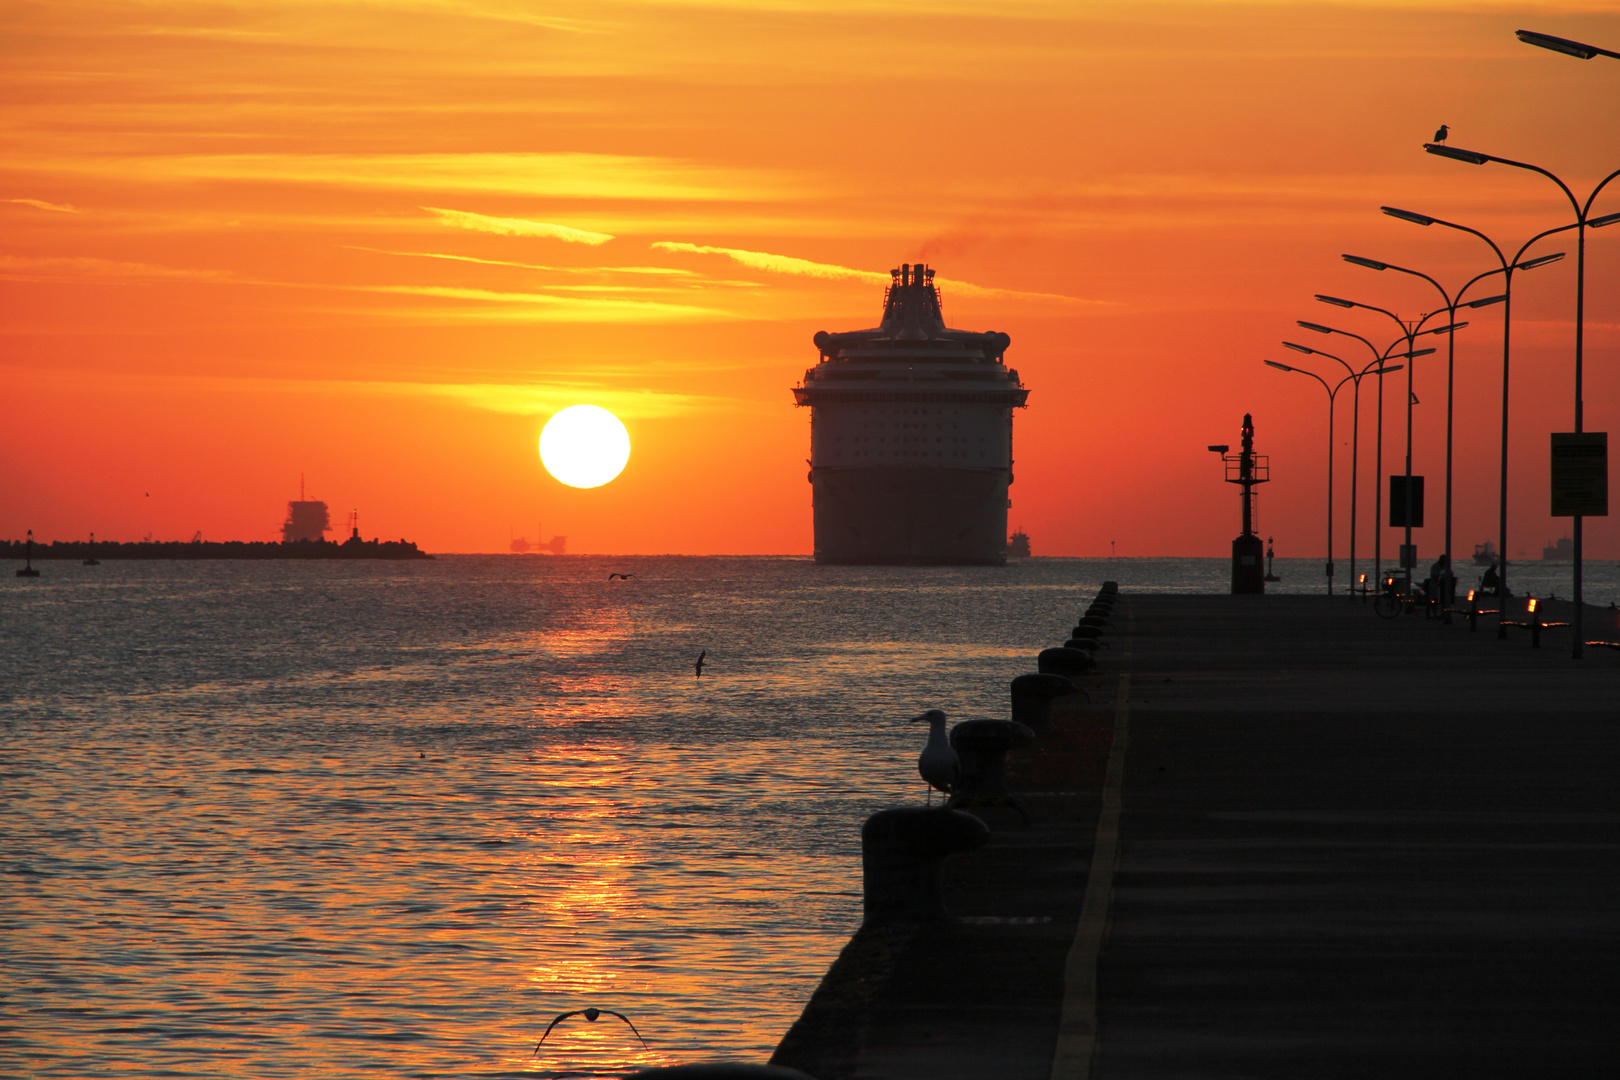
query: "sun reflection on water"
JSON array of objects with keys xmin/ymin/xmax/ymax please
[{"xmin": 2, "ymin": 555, "xmax": 1103, "ymax": 1077}]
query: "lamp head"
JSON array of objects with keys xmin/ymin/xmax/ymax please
[
  {"xmin": 1208, "ymin": 444, "xmax": 1229, "ymax": 453},
  {"xmin": 1518, "ymin": 252, "xmax": 1565, "ymax": 270},
  {"xmin": 1296, "ymin": 320, "xmax": 1334, "ymax": 334},
  {"xmin": 1466, "ymin": 294, "xmax": 1507, "ymax": 309},
  {"xmin": 1315, "ymin": 294, "xmax": 1356, "ymax": 308},
  {"xmin": 1264, "ymin": 360, "xmax": 1295, "ymax": 372},
  {"xmin": 1589, "ymin": 210, "xmax": 1620, "ymax": 229},
  {"xmin": 1396, "ymin": 347, "xmax": 1436, "ymax": 359},
  {"xmin": 1381, "ymin": 206, "xmax": 1436, "ymax": 226},
  {"xmin": 1374, "ymin": 364, "xmax": 1404, "ymax": 375},
  {"xmin": 1421, "ymin": 322, "xmax": 1467, "ymax": 336},
  {"xmin": 1282, "ymin": 341, "xmax": 1313, "ymax": 354},
  {"xmin": 1424, "ymin": 143, "xmax": 1491, "ymax": 165},
  {"xmin": 1516, "ymin": 29, "xmax": 1599, "ymax": 59},
  {"xmin": 1343, "ymin": 254, "xmax": 1389, "ymax": 271}
]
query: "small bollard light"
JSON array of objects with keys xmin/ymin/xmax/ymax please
[
  {"xmin": 1528, "ymin": 597, "xmax": 1542, "ymax": 648},
  {"xmin": 1467, "ymin": 588, "xmax": 1479, "ymax": 631}
]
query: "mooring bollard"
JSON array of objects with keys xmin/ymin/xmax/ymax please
[
  {"xmin": 1010, "ymin": 672, "xmax": 1076, "ymax": 732},
  {"xmin": 624, "ymin": 1065, "xmax": 819, "ymax": 1080},
  {"xmin": 947, "ymin": 719, "xmax": 1035, "ymax": 823},
  {"xmin": 1062, "ymin": 637, "xmax": 1102, "ymax": 654},
  {"xmin": 1038, "ymin": 646, "xmax": 1092, "ymax": 678},
  {"xmin": 1067, "ymin": 625, "xmax": 1102, "ymax": 641},
  {"xmin": 1078, "ymin": 614, "xmax": 1108, "ymax": 629},
  {"xmin": 861, "ymin": 807, "xmax": 989, "ymax": 923}
]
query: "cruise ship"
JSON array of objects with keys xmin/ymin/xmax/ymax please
[{"xmin": 794, "ymin": 263, "xmax": 1029, "ymax": 565}]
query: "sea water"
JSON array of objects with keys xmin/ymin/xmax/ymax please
[{"xmin": 3, "ymin": 554, "xmax": 1616, "ymax": 1079}]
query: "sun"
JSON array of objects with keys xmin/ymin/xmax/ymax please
[{"xmin": 539, "ymin": 405, "xmax": 631, "ymax": 488}]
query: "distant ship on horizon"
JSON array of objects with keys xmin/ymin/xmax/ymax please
[
  {"xmin": 1542, "ymin": 535, "xmax": 1573, "ymax": 562},
  {"xmin": 1008, "ymin": 528, "xmax": 1031, "ymax": 558},
  {"xmin": 1473, "ymin": 540, "xmax": 1497, "ymax": 566},
  {"xmin": 282, "ymin": 475, "xmax": 331, "ymax": 543},
  {"xmin": 794, "ymin": 262, "xmax": 1029, "ymax": 565}
]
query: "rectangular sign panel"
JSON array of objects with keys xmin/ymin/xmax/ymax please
[
  {"xmin": 1550, "ymin": 432, "xmax": 1608, "ymax": 517},
  {"xmin": 1389, "ymin": 475, "xmax": 1424, "ymax": 528}
]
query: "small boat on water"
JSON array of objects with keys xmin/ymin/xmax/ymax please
[
  {"xmin": 1542, "ymin": 536, "xmax": 1573, "ymax": 562},
  {"xmin": 1473, "ymin": 541, "xmax": 1497, "ymax": 566},
  {"xmin": 82, "ymin": 531, "xmax": 100, "ymax": 566}
]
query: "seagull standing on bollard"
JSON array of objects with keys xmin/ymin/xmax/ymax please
[
  {"xmin": 533, "ymin": 1007, "xmax": 649, "ymax": 1055},
  {"xmin": 911, "ymin": 709, "xmax": 958, "ymax": 805}
]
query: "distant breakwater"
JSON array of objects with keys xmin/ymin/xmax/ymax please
[{"xmin": 4, "ymin": 537, "xmax": 433, "ymax": 560}]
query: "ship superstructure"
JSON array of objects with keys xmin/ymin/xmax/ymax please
[
  {"xmin": 794, "ymin": 263, "xmax": 1029, "ymax": 565},
  {"xmin": 281, "ymin": 476, "xmax": 331, "ymax": 543}
]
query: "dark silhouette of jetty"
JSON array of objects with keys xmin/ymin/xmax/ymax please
[{"xmin": 4, "ymin": 535, "xmax": 432, "ymax": 561}]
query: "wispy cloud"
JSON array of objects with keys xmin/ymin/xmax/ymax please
[
  {"xmin": 3, "ymin": 198, "xmax": 80, "ymax": 213},
  {"xmin": 354, "ymin": 283, "xmax": 725, "ymax": 321},
  {"xmin": 343, "ymin": 245, "xmax": 697, "ymax": 276},
  {"xmin": 0, "ymin": 255, "xmax": 228, "ymax": 281},
  {"xmin": 33, "ymin": 152, "xmax": 782, "ymax": 201},
  {"xmin": 423, "ymin": 207, "xmax": 614, "ymax": 244},
  {"xmin": 653, "ymin": 241, "xmax": 1102, "ymax": 305},
  {"xmin": 653, "ymin": 242, "xmax": 889, "ymax": 284},
  {"xmin": 400, "ymin": 381, "xmax": 723, "ymax": 419},
  {"xmin": 0, "ymin": 365, "xmax": 730, "ymax": 419}
]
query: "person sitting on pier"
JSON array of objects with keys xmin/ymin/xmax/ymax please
[{"xmin": 1480, "ymin": 561, "xmax": 1502, "ymax": 597}]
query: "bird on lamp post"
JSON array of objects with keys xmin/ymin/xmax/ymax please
[{"xmin": 1434, "ymin": 124, "xmax": 1449, "ymax": 143}]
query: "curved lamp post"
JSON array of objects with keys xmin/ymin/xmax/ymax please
[
  {"xmin": 1379, "ymin": 204, "xmax": 1572, "ymax": 635},
  {"xmin": 1423, "ymin": 142, "xmax": 1620, "ymax": 657},
  {"xmin": 1264, "ymin": 359, "xmax": 1402, "ymax": 595},
  {"xmin": 1279, "ymin": 344, "xmax": 1398, "ymax": 599},
  {"xmin": 1309, "ymin": 296, "xmax": 1455, "ymax": 587},
  {"xmin": 1337, "ymin": 252, "xmax": 1516, "ymax": 613},
  {"xmin": 1293, "ymin": 320, "xmax": 1436, "ymax": 589}
]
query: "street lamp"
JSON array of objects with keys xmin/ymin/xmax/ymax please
[
  {"xmin": 1311, "ymin": 295, "xmax": 1454, "ymax": 588},
  {"xmin": 1264, "ymin": 359, "xmax": 1401, "ymax": 595},
  {"xmin": 1423, "ymin": 142, "xmax": 1620, "ymax": 657},
  {"xmin": 1337, "ymin": 250, "xmax": 1521, "ymax": 611},
  {"xmin": 1516, "ymin": 29, "xmax": 1620, "ymax": 61},
  {"xmin": 1296, "ymin": 317, "xmax": 1438, "ymax": 586},
  {"xmin": 1279, "ymin": 342, "xmax": 1399, "ymax": 599}
]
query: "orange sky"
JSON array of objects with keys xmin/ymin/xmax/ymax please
[{"xmin": 5, "ymin": 0, "xmax": 1619, "ymax": 558}]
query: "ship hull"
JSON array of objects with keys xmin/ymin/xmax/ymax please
[{"xmin": 812, "ymin": 467, "xmax": 1008, "ymax": 565}]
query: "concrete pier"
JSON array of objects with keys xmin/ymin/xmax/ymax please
[{"xmin": 772, "ymin": 594, "xmax": 1620, "ymax": 1079}]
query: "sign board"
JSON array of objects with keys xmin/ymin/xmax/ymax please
[
  {"xmin": 1389, "ymin": 475, "xmax": 1424, "ymax": 528},
  {"xmin": 1550, "ymin": 432, "xmax": 1608, "ymax": 517}
]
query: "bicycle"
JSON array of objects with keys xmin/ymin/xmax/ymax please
[{"xmin": 1372, "ymin": 574, "xmax": 1424, "ymax": 619}]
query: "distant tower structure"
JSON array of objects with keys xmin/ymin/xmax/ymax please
[
  {"xmin": 794, "ymin": 262, "xmax": 1029, "ymax": 565},
  {"xmin": 282, "ymin": 474, "xmax": 332, "ymax": 543},
  {"xmin": 1212, "ymin": 415, "xmax": 1270, "ymax": 593}
]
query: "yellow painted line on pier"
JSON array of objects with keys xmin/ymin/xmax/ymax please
[{"xmin": 1049, "ymin": 663, "xmax": 1132, "ymax": 1080}]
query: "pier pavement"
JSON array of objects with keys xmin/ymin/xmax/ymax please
[{"xmin": 771, "ymin": 593, "xmax": 1620, "ymax": 1080}]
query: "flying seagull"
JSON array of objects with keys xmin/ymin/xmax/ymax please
[
  {"xmin": 911, "ymin": 709, "xmax": 958, "ymax": 805},
  {"xmin": 533, "ymin": 1007, "xmax": 648, "ymax": 1055},
  {"xmin": 1434, "ymin": 124, "xmax": 1449, "ymax": 143},
  {"xmin": 607, "ymin": 572, "xmax": 633, "ymax": 580},
  {"xmin": 694, "ymin": 649, "xmax": 706, "ymax": 678}
]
